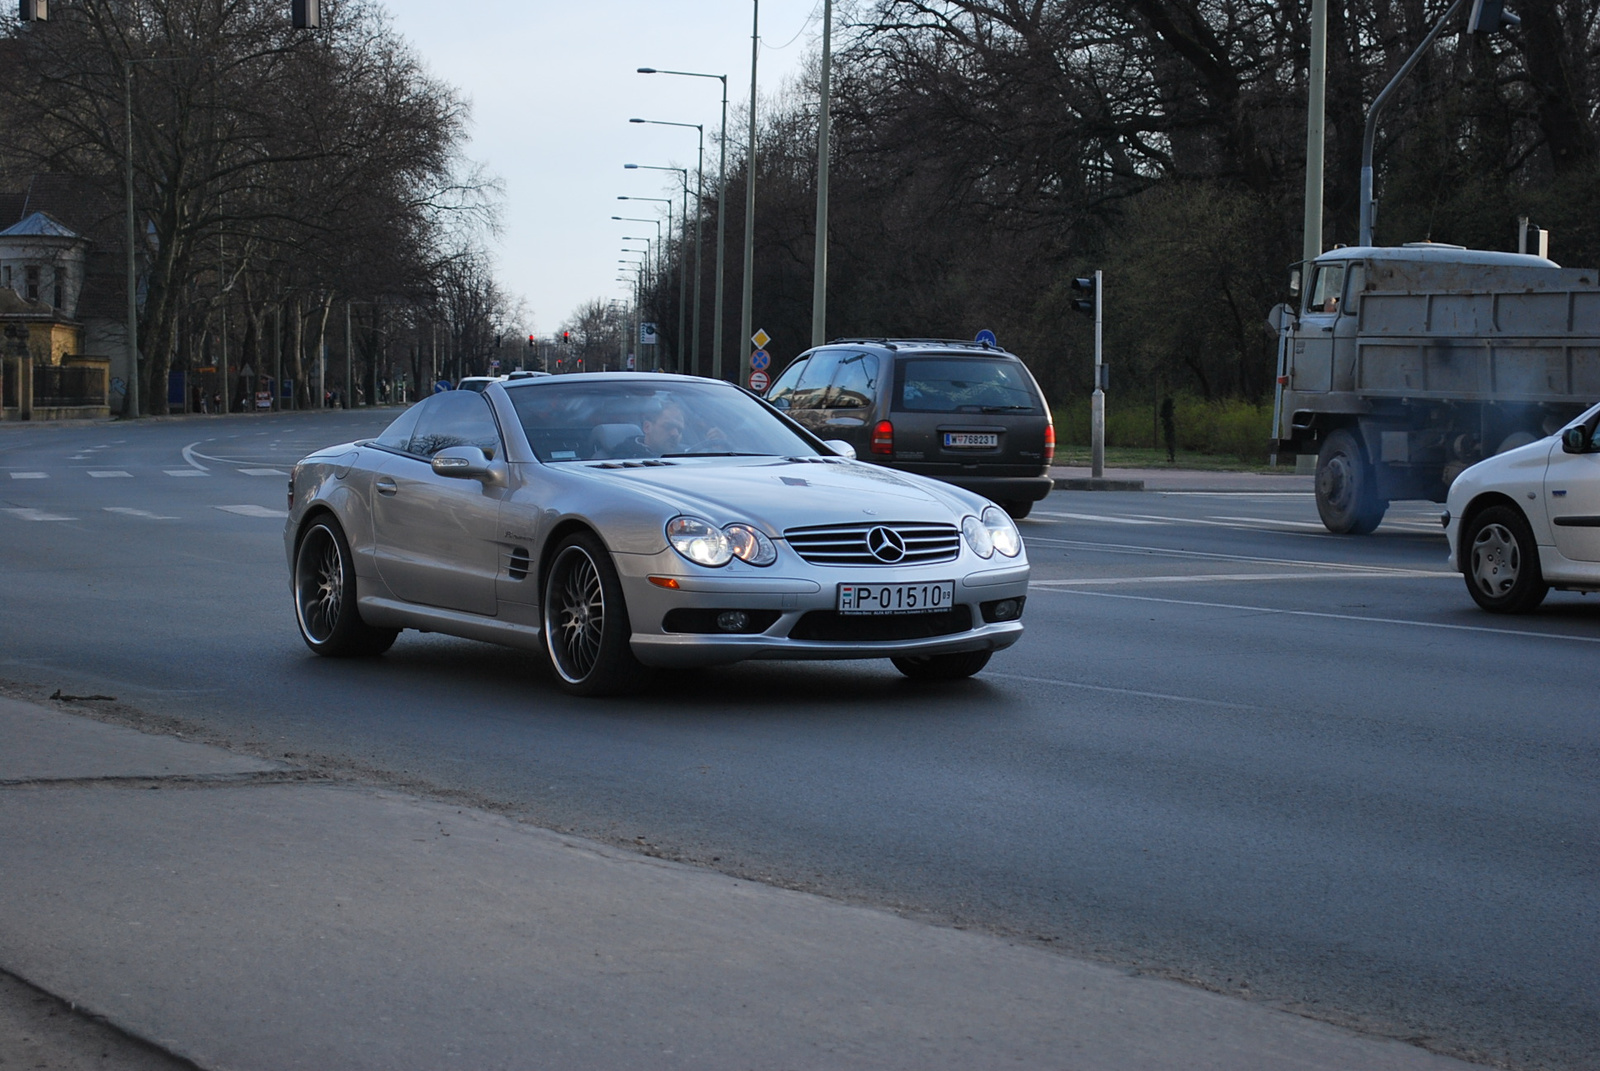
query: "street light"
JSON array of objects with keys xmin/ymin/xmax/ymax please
[
  {"xmin": 638, "ymin": 67, "xmax": 729, "ymax": 379},
  {"xmin": 621, "ymin": 173, "xmax": 689, "ymax": 372},
  {"xmin": 742, "ymin": 1, "xmax": 760, "ymax": 390},
  {"xmin": 630, "ymin": 119, "xmax": 703, "ymax": 375}
]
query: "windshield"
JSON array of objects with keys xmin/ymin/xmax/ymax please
[
  {"xmin": 892, "ymin": 358, "xmax": 1041, "ymax": 414},
  {"xmin": 507, "ymin": 378, "xmax": 820, "ymax": 462}
]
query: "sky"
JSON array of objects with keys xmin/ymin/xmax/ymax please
[{"xmin": 378, "ymin": 0, "xmax": 829, "ymax": 337}]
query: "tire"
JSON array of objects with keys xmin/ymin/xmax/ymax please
[
  {"xmin": 293, "ymin": 518, "xmax": 399, "ymax": 657},
  {"xmin": 1002, "ymin": 500, "xmax": 1034, "ymax": 520},
  {"xmin": 542, "ymin": 531, "xmax": 649, "ymax": 696},
  {"xmin": 1463, "ymin": 505, "xmax": 1548, "ymax": 614},
  {"xmin": 1315, "ymin": 429, "xmax": 1387, "ymax": 535},
  {"xmin": 891, "ymin": 650, "xmax": 992, "ymax": 681}
]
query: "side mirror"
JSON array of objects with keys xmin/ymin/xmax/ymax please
[
  {"xmin": 1289, "ymin": 268, "xmax": 1302, "ymax": 298},
  {"xmin": 431, "ymin": 445, "xmax": 497, "ymax": 480},
  {"xmin": 822, "ymin": 439, "xmax": 857, "ymax": 460},
  {"xmin": 1266, "ymin": 302, "xmax": 1295, "ymax": 333},
  {"xmin": 1561, "ymin": 425, "xmax": 1592, "ymax": 454}
]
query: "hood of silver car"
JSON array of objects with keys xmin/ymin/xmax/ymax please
[{"xmin": 559, "ymin": 456, "xmax": 982, "ymax": 530}]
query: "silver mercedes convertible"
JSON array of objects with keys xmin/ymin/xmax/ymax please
[{"xmin": 285, "ymin": 374, "xmax": 1029, "ymax": 695}]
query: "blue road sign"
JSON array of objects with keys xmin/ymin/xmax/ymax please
[
  {"xmin": 751, "ymin": 349, "xmax": 771, "ymax": 371},
  {"xmin": 975, "ymin": 329, "xmax": 998, "ymax": 346}
]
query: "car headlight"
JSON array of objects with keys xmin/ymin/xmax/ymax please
[
  {"xmin": 724, "ymin": 523, "xmax": 777, "ymax": 566},
  {"xmin": 961, "ymin": 515, "xmax": 994, "ymax": 558},
  {"xmin": 982, "ymin": 505, "xmax": 1022, "ymax": 557},
  {"xmin": 667, "ymin": 517, "xmax": 733, "ymax": 566}
]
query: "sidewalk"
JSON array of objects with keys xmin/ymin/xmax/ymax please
[
  {"xmin": 1051, "ymin": 465, "xmax": 1314, "ymax": 493},
  {"xmin": 0, "ymin": 695, "xmax": 1476, "ymax": 1071}
]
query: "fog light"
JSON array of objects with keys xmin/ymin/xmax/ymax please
[
  {"xmin": 992, "ymin": 599, "xmax": 1019, "ymax": 620},
  {"xmin": 716, "ymin": 610, "xmax": 750, "ymax": 632}
]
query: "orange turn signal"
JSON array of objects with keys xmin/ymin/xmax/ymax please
[{"xmin": 648, "ymin": 576, "xmax": 681, "ymax": 589}]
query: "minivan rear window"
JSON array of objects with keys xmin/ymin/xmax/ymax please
[{"xmin": 893, "ymin": 358, "xmax": 1040, "ymax": 413}]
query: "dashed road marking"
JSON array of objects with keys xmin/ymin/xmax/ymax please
[
  {"xmin": 87, "ymin": 470, "xmax": 133, "ymax": 479},
  {"xmin": 104, "ymin": 507, "xmax": 179, "ymax": 520},
  {"xmin": 215, "ymin": 504, "xmax": 288, "ymax": 518},
  {"xmin": 1031, "ymin": 569, "xmax": 1452, "ymax": 587},
  {"xmin": 8, "ymin": 472, "xmax": 47, "ymax": 480},
  {"xmin": 1034, "ymin": 511, "xmax": 1165, "ymax": 525},
  {"xmin": 165, "ymin": 469, "xmax": 207, "ymax": 477},
  {"xmin": 1, "ymin": 508, "xmax": 73, "ymax": 521},
  {"xmin": 238, "ymin": 467, "xmax": 288, "ymax": 477}
]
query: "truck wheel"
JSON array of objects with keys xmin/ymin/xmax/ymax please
[
  {"xmin": 1315, "ymin": 429, "xmax": 1387, "ymax": 535},
  {"xmin": 1463, "ymin": 505, "xmax": 1548, "ymax": 613}
]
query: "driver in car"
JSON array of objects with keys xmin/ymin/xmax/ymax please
[{"xmin": 639, "ymin": 398, "xmax": 688, "ymax": 455}]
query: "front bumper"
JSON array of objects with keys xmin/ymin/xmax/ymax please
[{"xmin": 615, "ymin": 552, "xmax": 1030, "ymax": 668}]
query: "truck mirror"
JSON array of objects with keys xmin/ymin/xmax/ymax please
[
  {"xmin": 1266, "ymin": 303, "xmax": 1295, "ymax": 333},
  {"xmin": 1289, "ymin": 269, "xmax": 1301, "ymax": 297},
  {"xmin": 1562, "ymin": 425, "xmax": 1592, "ymax": 454}
]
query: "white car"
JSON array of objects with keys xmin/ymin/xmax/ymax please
[{"xmin": 1445, "ymin": 400, "xmax": 1600, "ymax": 612}]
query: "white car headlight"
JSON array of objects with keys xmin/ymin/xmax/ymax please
[
  {"xmin": 724, "ymin": 523, "xmax": 777, "ymax": 566},
  {"xmin": 982, "ymin": 505, "xmax": 1022, "ymax": 557},
  {"xmin": 961, "ymin": 514, "xmax": 994, "ymax": 558},
  {"xmin": 667, "ymin": 517, "xmax": 733, "ymax": 567}
]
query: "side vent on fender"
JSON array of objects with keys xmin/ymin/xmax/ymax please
[{"xmin": 507, "ymin": 547, "xmax": 531, "ymax": 581}]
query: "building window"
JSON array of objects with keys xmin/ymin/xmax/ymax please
[
  {"xmin": 2, "ymin": 266, "xmax": 10, "ymax": 290},
  {"xmin": 26, "ymin": 266, "xmax": 40, "ymax": 302}
]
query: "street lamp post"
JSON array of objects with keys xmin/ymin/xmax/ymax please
[
  {"xmin": 630, "ymin": 118, "xmax": 704, "ymax": 376},
  {"xmin": 621, "ymin": 175, "xmax": 688, "ymax": 372},
  {"xmin": 811, "ymin": 0, "xmax": 833, "ymax": 347},
  {"xmin": 638, "ymin": 68, "xmax": 728, "ymax": 379},
  {"xmin": 742, "ymin": 0, "xmax": 759, "ymax": 389}
]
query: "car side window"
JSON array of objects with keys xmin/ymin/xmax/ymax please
[
  {"xmin": 789, "ymin": 351, "xmax": 845, "ymax": 410},
  {"xmin": 766, "ymin": 358, "xmax": 808, "ymax": 409},
  {"xmin": 373, "ymin": 404, "xmax": 423, "ymax": 450},
  {"xmin": 825, "ymin": 353, "xmax": 878, "ymax": 409},
  {"xmin": 1305, "ymin": 263, "xmax": 1346, "ymax": 315},
  {"xmin": 406, "ymin": 391, "xmax": 502, "ymax": 460}
]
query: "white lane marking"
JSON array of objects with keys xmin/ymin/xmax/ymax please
[
  {"xmin": 238, "ymin": 467, "xmax": 287, "ymax": 477},
  {"xmin": 1034, "ymin": 511, "xmax": 1165, "ymax": 526},
  {"xmin": 1206, "ymin": 515, "xmax": 1345, "ymax": 531},
  {"xmin": 985, "ymin": 672, "xmax": 1259, "ymax": 710},
  {"xmin": 104, "ymin": 507, "xmax": 179, "ymax": 520},
  {"xmin": 1033, "ymin": 588, "xmax": 1600, "ymax": 645},
  {"xmin": 87, "ymin": 470, "xmax": 133, "ymax": 478},
  {"xmin": 8, "ymin": 472, "xmax": 47, "ymax": 480},
  {"xmin": 67, "ymin": 454, "xmax": 90, "ymax": 460},
  {"xmin": 1031, "ymin": 570, "xmax": 1452, "ymax": 587},
  {"xmin": 1157, "ymin": 491, "xmax": 1313, "ymax": 497},
  {"xmin": 165, "ymin": 469, "xmax": 207, "ymax": 477},
  {"xmin": 1, "ymin": 508, "xmax": 73, "ymax": 521},
  {"xmin": 215, "ymin": 504, "xmax": 288, "ymax": 518},
  {"xmin": 180, "ymin": 441, "xmax": 211, "ymax": 472}
]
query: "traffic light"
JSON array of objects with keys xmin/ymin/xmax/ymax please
[
  {"xmin": 19, "ymin": 0, "xmax": 48, "ymax": 21},
  {"xmin": 1070, "ymin": 275, "xmax": 1097, "ymax": 318},
  {"xmin": 562, "ymin": 330, "xmax": 572, "ymax": 345},
  {"xmin": 292, "ymin": 0, "xmax": 320, "ymax": 29},
  {"xmin": 527, "ymin": 334, "xmax": 535, "ymax": 348},
  {"xmin": 1467, "ymin": 0, "xmax": 1519, "ymax": 33}
]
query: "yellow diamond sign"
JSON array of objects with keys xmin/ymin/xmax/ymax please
[{"xmin": 751, "ymin": 329, "xmax": 771, "ymax": 350}]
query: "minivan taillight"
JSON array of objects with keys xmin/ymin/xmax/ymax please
[
  {"xmin": 871, "ymin": 420, "xmax": 894, "ymax": 455},
  {"xmin": 1043, "ymin": 423, "xmax": 1055, "ymax": 465}
]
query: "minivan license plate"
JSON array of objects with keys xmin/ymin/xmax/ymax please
[
  {"xmin": 838, "ymin": 581, "xmax": 954, "ymax": 615},
  {"xmin": 944, "ymin": 432, "xmax": 998, "ymax": 448}
]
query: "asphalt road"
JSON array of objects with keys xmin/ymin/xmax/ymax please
[{"xmin": 2, "ymin": 410, "xmax": 1595, "ymax": 1070}]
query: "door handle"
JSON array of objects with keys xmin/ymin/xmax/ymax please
[{"xmin": 375, "ymin": 477, "xmax": 397, "ymax": 496}]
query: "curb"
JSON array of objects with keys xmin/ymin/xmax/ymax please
[{"xmin": 1053, "ymin": 477, "xmax": 1146, "ymax": 492}]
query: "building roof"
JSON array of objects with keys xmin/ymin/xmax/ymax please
[{"xmin": 0, "ymin": 211, "xmax": 81, "ymax": 239}]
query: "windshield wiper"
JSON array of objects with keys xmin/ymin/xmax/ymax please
[
  {"xmin": 665, "ymin": 450, "xmax": 770, "ymax": 458},
  {"xmin": 980, "ymin": 405, "xmax": 1032, "ymax": 412}
]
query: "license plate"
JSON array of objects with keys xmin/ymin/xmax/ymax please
[
  {"xmin": 838, "ymin": 581, "xmax": 955, "ymax": 615},
  {"xmin": 944, "ymin": 432, "xmax": 998, "ymax": 448}
]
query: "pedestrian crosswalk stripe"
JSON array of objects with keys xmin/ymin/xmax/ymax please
[
  {"xmin": 238, "ymin": 468, "xmax": 288, "ymax": 476},
  {"xmin": 165, "ymin": 469, "xmax": 207, "ymax": 477},
  {"xmin": 87, "ymin": 470, "xmax": 133, "ymax": 478},
  {"xmin": 215, "ymin": 504, "xmax": 288, "ymax": 518},
  {"xmin": 8, "ymin": 472, "xmax": 47, "ymax": 480},
  {"xmin": 104, "ymin": 507, "xmax": 179, "ymax": 520},
  {"xmin": 2, "ymin": 508, "xmax": 72, "ymax": 521}
]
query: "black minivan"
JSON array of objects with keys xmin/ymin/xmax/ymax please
[{"xmin": 764, "ymin": 339, "xmax": 1054, "ymax": 518}]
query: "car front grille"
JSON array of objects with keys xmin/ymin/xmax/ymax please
[
  {"xmin": 783, "ymin": 522, "xmax": 960, "ymax": 566},
  {"xmin": 787, "ymin": 606, "xmax": 973, "ymax": 642}
]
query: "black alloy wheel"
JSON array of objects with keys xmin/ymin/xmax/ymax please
[
  {"xmin": 1464, "ymin": 504, "xmax": 1549, "ymax": 613},
  {"xmin": 293, "ymin": 518, "xmax": 399, "ymax": 656},
  {"xmin": 542, "ymin": 532, "xmax": 649, "ymax": 696}
]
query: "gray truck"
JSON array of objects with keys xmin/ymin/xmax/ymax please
[{"xmin": 1271, "ymin": 243, "xmax": 1600, "ymax": 533}]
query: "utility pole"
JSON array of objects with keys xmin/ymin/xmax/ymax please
[
  {"xmin": 1303, "ymin": 0, "xmax": 1327, "ymax": 265},
  {"xmin": 1091, "ymin": 269, "xmax": 1104, "ymax": 479},
  {"xmin": 810, "ymin": 0, "xmax": 833, "ymax": 347},
  {"xmin": 740, "ymin": 0, "xmax": 759, "ymax": 387}
]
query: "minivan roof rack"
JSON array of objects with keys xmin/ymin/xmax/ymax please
[{"xmin": 824, "ymin": 337, "xmax": 1012, "ymax": 353}]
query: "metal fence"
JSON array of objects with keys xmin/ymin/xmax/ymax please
[{"xmin": 32, "ymin": 366, "xmax": 106, "ymax": 408}]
